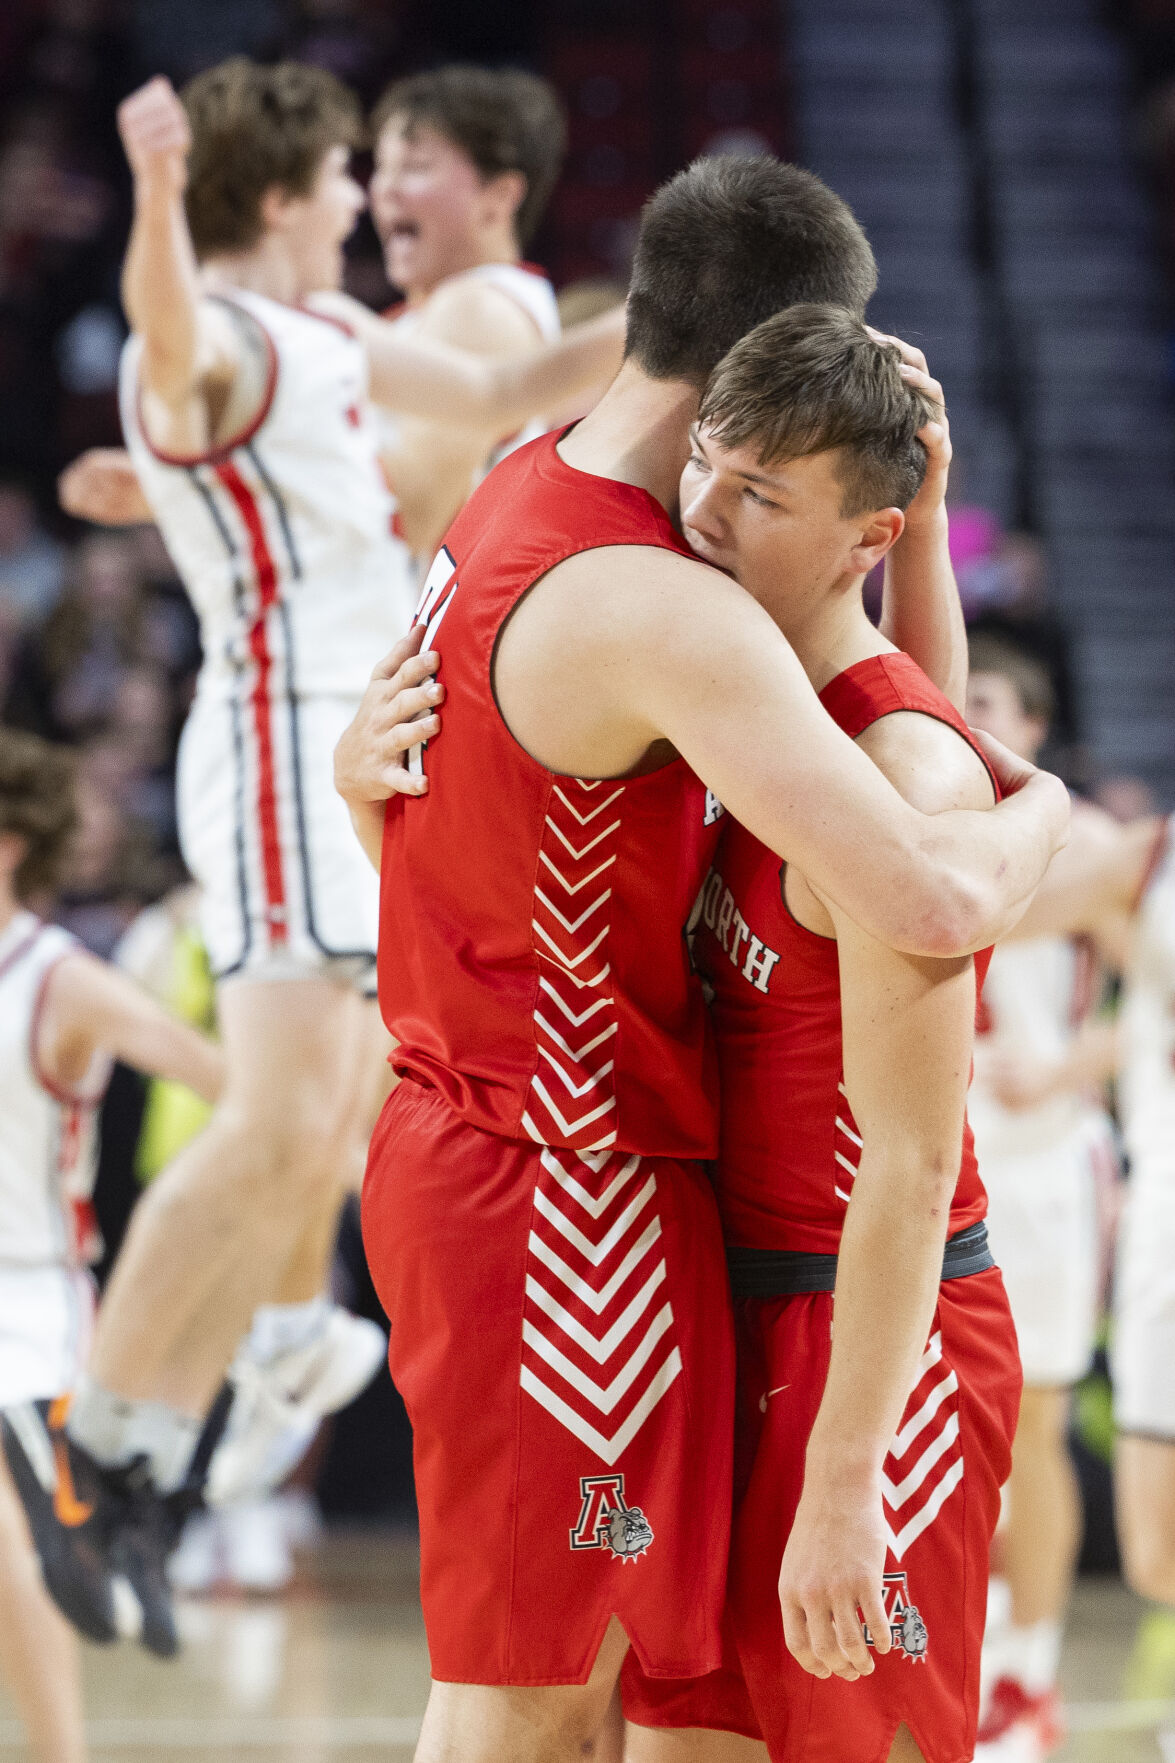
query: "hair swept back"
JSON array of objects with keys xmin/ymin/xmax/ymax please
[{"xmin": 0, "ymin": 727, "xmax": 78, "ymax": 901}]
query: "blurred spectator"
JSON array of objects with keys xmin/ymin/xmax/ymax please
[{"xmin": 0, "ymin": 476, "xmax": 64, "ymax": 628}]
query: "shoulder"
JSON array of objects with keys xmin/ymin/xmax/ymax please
[
  {"xmin": 421, "ymin": 275, "xmax": 542, "ymax": 351},
  {"xmin": 539, "ymin": 543, "xmax": 770, "ymax": 646},
  {"xmin": 855, "ymin": 708, "xmax": 995, "ymax": 815}
]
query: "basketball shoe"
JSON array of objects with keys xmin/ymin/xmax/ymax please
[
  {"xmin": 975, "ymin": 1677, "xmax": 1065, "ymax": 1760},
  {"xmin": 206, "ymin": 1305, "xmax": 386, "ymax": 1507}
]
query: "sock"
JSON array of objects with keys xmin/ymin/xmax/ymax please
[
  {"xmin": 244, "ymin": 1297, "xmax": 331, "ymax": 1366},
  {"xmin": 1006, "ymin": 1618, "xmax": 1063, "ymax": 1697},
  {"xmin": 67, "ymin": 1376, "xmax": 202, "ymax": 1493}
]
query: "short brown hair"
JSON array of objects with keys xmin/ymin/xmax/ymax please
[
  {"xmin": 183, "ymin": 58, "xmax": 363, "ymax": 259},
  {"xmin": 372, "ymin": 65, "xmax": 567, "ymax": 248},
  {"xmin": 625, "ymin": 157, "xmax": 877, "ymax": 387},
  {"xmin": 699, "ymin": 304, "xmax": 931, "ymax": 515},
  {"xmin": 0, "ymin": 728, "xmax": 77, "ymax": 900},
  {"xmin": 967, "ymin": 631, "xmax": 1056, "ymax": 724}
]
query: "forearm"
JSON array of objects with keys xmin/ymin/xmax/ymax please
[
  {"xmin": 113, "ymin": 1011, "xmax": 224, "ymax": 1103},
  {"xmin": 122, "ymin": 178, "xmax": 202, "ymax": 398},
  {"xmin": 807, "ymin": 1152, "xmax": 954, "ymax": 1480},
  {"xmin": 481, "ymin": 309, "xmax": 623, "ymax": 429},
  {"xmin": 912, "ymin": 779, "xmax": 1068, "ymax": 955},
  {"xmin": 346, "ymin": 799, "xmax": 385, "ymax": 872},
  {"xmin": 880, "ymin": 511, "xmax": 967, "ymax": 711}
]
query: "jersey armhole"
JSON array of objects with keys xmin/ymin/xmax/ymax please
[
  {"xmin": 29, "ymin": 954, "xmax": 111, "ymax": 1108},
  {"xmin": 132, "ymin": 300, "xmax": 279, "ymax": 468}
]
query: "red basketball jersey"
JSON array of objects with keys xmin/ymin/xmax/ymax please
[
  {"xmin": 377, "ymin": 430, "xmax": 723, "ymax": 1157},
  {"xmin": 696, "ymin": 651, "xmax": 998, "ymax": 1253}
]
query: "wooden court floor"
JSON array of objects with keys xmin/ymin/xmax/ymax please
[{"xmin": 2, "ymin": 1533, "xmax": 1174, "ymax": 1761}]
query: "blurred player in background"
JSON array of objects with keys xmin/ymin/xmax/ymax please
[
  {"xmin": 964, "ymin": 634, "xmax": 1124, "ymax": 1761},
  {"xmin": 7, "ymin": 58, "xmax": 621, "ymax": 1658},
  {"xmin": 0, "ymin": 729, "xmax": 223, "ymax": 1755}
]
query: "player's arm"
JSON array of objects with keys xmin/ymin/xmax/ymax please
[
  {"xmin": 118, "ymin": 78, "xmax": 253, "ymax": 455},
  {"xmin": 778, "ymin": 714, "xmax": 992, "ymax": 1681},
  {"xmin": 36, "ymin": 952, "xmax": 224, "ymax": 1103},
  {"xmin": 874, "ymin": 337, "xmax": 967, "ymax": 710},
  {"xmin": 504, "ymin": 547, "xmax": 1069, "ymax": 958},
  {"xmin": 1005, "ymin": 802, "xmax": 1163, "ymax": 943},
  {"xmin": 982, "ymin": 1014, "xmax": 1121, "ymax": 1112},
  {"xmin": 59, "ymin": 449, "xmax": 153, "ymax": 526},
  {"xmin": 312, "ymin": 288, "xmax": 624, "ymax": 435}
]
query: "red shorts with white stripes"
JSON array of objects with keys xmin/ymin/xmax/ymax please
[
  {"xmin": 362, "ymin": 1077, "xmax": 735, "ymax": 1686},
  {"xmin": 623, "ymin": 1268, "xmax": 1020, "ymax": 1761}
]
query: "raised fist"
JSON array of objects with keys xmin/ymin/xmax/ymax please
[{"xmin": 117, "ymin": 77, "xmax": 191, "ymax": 194}]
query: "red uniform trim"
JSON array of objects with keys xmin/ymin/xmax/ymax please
[
  {"xmin": 819, "ymin": 652, "xmax": 1000, "ymax": 798},
  {"xmin": 134, "ymin": 306, "xmax": 279, "ymax": 468},
  {"xmin": 213, "ymin": 461, "xmax": 288, "ymax": 943},
  {"xmin": 29, "ymin": 951, "xmax": 109, "ymax": 1107},
  {"xmin": 296, "ymin": 301, "xmax": 356, "ymax": 338}
]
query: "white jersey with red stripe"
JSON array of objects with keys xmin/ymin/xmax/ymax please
[
  {"xmin": 1120, "ymin": 817, "xmax": 1175, "ymax": 1185},
  {"xmin": 970, "ymin": 936, "xmax": 1103, "ymax": 1159},
  {"xmin": 0, "ymin": 912, "xmax": 108, "ymax": 1269},
  {"xmin": 377, "ymin": 260, "xmax": 561, "ymax": 517},
  {"xmin": 119, "ymin": 286, "xmax": 417, "ymax": 704}
]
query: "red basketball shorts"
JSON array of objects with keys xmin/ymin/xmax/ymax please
[
  {"xmin": 624, "ymin": 1267, "xmax": 1021, "ymax": 1762},
  {"xmin": 362, "ymin": 1078, "xmax": 735, "ymax": 1686}
]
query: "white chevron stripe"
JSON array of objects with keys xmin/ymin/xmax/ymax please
[
  {"xmin": 544, "ymin": 816, "xmax": 623, "ymax": 862},
  {"xmin": 552, "ymin": 784, "xmax": 625, "ymax": 826},
  {"xmin": 535, "ymin": 1014, "xmax": 618, "ymax": 1063},
  {"xmin": 533, "ymin": 1176, "xmax": 656, "ymax": 1265},
  {"xmin": 536, "ymin": 951, "xmax": 610, "ymax": 990},
  {"xmin": 576, "ymin": 778, "xmax": 603, "ymax": 790},
  {"xmin": 537, "ymin": 1043, "xmax": 614, "ymax": 1099},
  {"xmin": 536, "ymin": 978, "xmax": 611, "ymax": 1026},
  {"xmin": 527, "ymin": 1221, "xmax": 662, "ymax": 1317},
  {"xmin": 918, "ymin": 1332, "xmax": 944, "ymax": 1377},
  {"xmin": 534, "ymin": 886, "xmax": 612, "ymax": 936},
  {"xmin": 835, "ymin": 1116, "xmax": 863, "ymax": 1148},
  {"xmin": 891, "ymin": 1371, "xmax": 959, "ymax": 1459},
  {"xmin": 520, "ymin": 1348, "xmax": 683, "ymax": 1466},
  {"xmin": 522, "ymin": 1304, "xmax": 674, "ymax": 1413},
  {"xmin": 538, "ymin": 850, "xmax": 617, "ymax": 895},
  {"xmin": 540, "ymin": 1148, "xmax": 640, "ymax": 1219},
  {"xmin": 525, "ymin": 1256, "xmax": 666, "ymax": 1355},
  {"xmin": 834, "ymin": 1148, "xmax": 859, "ymax": 1177},
  {"xmin": 835, "ymin": 1186, "xmax": 852, "ymax": 1203},
  {"xmin": 528, "ymin": 1076, "xmax": 617, "ymax": 1138},
  {"xmin": 886, "ymin": 1457, "xmax": 964, "ymax": 1560},
  {"xmin": 533, "ymin": 919, "xmax": 610, "ymax": 969},
  {"xmin": 883, "ymin": 1413, "xmax": 960, "ymax": 1508}
]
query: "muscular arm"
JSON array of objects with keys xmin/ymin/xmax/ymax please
[
  {"xmin": 37, "ymin": 952, "xmax": 224, "ymax": 1103},
  {"xmin": 778, "ymin": 713, "xmax": 991, "ymax": 1680},
  {"xmin": 494, "ymin": 547, "xmax": 1069, "ymax": 957}
]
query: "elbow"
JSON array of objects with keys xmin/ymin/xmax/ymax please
[{"xmin": 892, "ymin": 871, "xmax": 989, "ymax": 960}]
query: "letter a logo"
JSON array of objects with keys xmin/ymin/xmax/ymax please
[{"xmin": 570, "ymin": 1474, "xmax": 627, "ymax": 1549}]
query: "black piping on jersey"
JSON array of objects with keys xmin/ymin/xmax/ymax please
[
  {"xmin": 249, "ymin": 439, "xmax": 374, "ymax": 965},
  {"xmin": 187, "ymin": 466, "xmax": 255, "ymax": 978}
]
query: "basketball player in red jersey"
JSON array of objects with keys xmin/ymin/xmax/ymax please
[
  {"xmin": 617, "ymin": 307, "xmax": 1020, "ymax": 1763},
  {"xmin": 336, "ymin": 159, "xmax": 1067, "ymax": 1763}
]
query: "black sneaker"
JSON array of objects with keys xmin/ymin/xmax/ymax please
[
  {"xmin": 108, "ymin": 1461, "xmax": 185, "ymax": 1659},
  {"xmin": 1, "ymin": 1400, "xmax": 118, "ymax": 1644}
]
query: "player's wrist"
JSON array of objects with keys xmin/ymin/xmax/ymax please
[
  {"xmin": 894, "ymin": 504, "xmax": 949, "ymax": 545},
  {"xmin": 804, "ymin": 1429, "xmax": 887, "ymax": 1489}
]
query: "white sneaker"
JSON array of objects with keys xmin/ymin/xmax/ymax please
[
  {"xmin": 219, "ymin": 1498, "xmax": 294, "ymax": 1593},
  {"xmin": 168, "ymin": 1508, "xmax": 224, "ymax": 1593},
  {"xmin": 207, "ymin": 1308, "xmax": 386, "ymax": 1507}
]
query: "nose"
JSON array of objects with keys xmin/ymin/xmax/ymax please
[{"xmin": 681, "ymin": 472, "xmax": 728, "ymax": 546}]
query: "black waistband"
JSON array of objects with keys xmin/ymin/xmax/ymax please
[{"xmin": 726, "ymin": 1219, "xmax": 994, "ymax": 1300}]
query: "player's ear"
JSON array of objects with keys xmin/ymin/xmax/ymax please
[{"xmin": 851, "ymin": 507, "xmax": 904, "ymax": 574}]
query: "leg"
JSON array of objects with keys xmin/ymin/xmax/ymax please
[
  {"xmin": 1116, "ymin": 1435, "xmax": 1175, "ymax": 1604},
  {"xmin": 86, "ymin": 976, "xmax": 372, "ymax": 1417},
  {"xmin": 624, "ymin": 1725, "xmax": 765, "ymax": 1761},
  {"xmin": 1003, "ymin": 1381, "xmax": 1080, "ymax": 1630},
  {"xmin": 0, "ymin": 1449, "xmax": 87, "ymax": 1763},
  {"xmin": 886, "ymin": 1729, "xmax": 926, "ymax": 1763},
  {"xmin": 415, "ymin": 1618, "xmax": 629, "ymax": 1763}
]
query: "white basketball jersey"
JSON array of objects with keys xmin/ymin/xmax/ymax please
[
  {"xmin": 377, "ymin": 261, "xmax": 561, "ymax": 518},
  {"xmin": 0, "ymin": 913, "xmax": 108, "ymax": 1267},
  {"xmin": 120, "ymin": 288, "xmax": 417, "ymax": 704},
  {"xmin": 1120, "ymin": 819, "xmax": 1175, "ymax": 1181},
  {"xmin": 970, "ymin": 936, "xmax": 1101, "ymax": 1159}
]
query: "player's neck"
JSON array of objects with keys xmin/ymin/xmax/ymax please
[
  {"xmin": 557, "ymin": 361, "xmax": 698, "ymax": 515},
  {"xmin": 201, "ymin": 236, "xmax": 306, "ymax": 307},
  {"xmin": 781, "ymin": 587, "xmax": 892, "ymax": 696}
]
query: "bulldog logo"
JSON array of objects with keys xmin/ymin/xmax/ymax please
[{"xmin": 570, "ymin": 1474, "xmax": 654, "ymax": 1561}]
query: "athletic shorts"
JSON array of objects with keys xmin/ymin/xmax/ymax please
[
  {"xmin": 1114, "ymin": 1162, "xmax": 1175, "ymax": 1438},
  {"xmin": 0, "ymin": 1265, "xmax": 94, "ymax": 1407},
  {"xmin": 177, "ymin": 688, "xmax": 378, "ymax": 989},
  {"xmin": 361, "ymin": 1077, "xmax": 735, "ymax": 1686},
  {"xmin": 623, "ymin": 1268, "xmax": 1021, "ymax": 1763},
  {"xmin": 980, "ymin": 1114, "xmax": 1111, "ymax": 1386}
]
